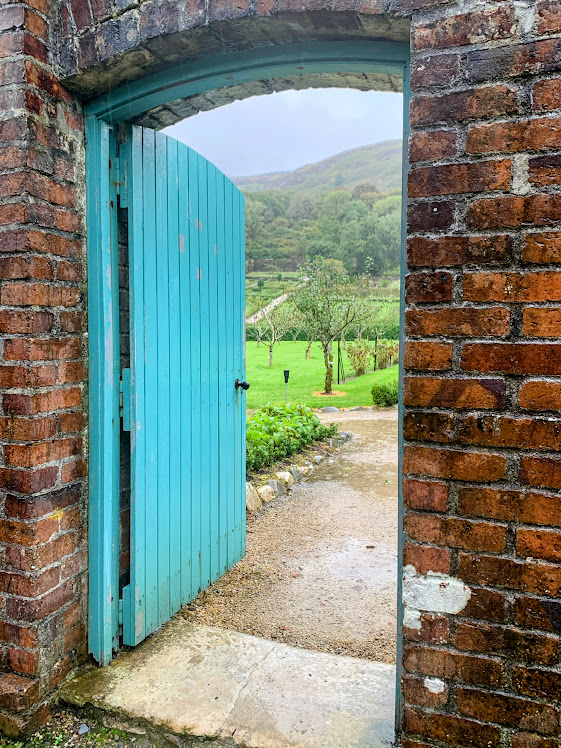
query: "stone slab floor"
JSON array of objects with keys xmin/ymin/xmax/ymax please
[{"xmin": 60, "ymin": 618, "xmax": 396, "ymax": 748}]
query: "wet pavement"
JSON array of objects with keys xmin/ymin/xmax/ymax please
[{"xmin": 183, "ymin": 410, "xmax": 399, "ymax": 663}]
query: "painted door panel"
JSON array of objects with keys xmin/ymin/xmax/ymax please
[{"xmin": 122, "ymin": 125, "xmax": 246, "ymax": 646}]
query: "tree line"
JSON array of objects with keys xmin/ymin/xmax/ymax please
[{"xmin": 245, "ymin": 185, "xmax": 401, "ymax": 277}]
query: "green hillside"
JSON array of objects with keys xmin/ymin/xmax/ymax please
[{"xmin": 233, "ymin": 140, "xmax": 402, "ymax": 195}]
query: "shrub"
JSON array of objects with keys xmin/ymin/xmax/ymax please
[
  {"xmin": 347, "ymin": 339, "xmax": 373, "ymax": 376},
  {"xmin": 246, "ymin": 402, "xmax": 337, "ymax": 473},
  {"xmin": 371, "ymin": 380, "xmax": 399, "ymax": 407}
]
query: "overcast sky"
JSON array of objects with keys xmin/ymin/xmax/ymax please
[{"xmin": 163, "ymin": 88, "xmax": 403, "ymax": 178}]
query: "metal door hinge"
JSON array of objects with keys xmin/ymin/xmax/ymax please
[{"xmin": 119, "ymin": 369, "xmax": 131, "ymax": 431}]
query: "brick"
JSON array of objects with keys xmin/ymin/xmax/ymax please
[
  {"xmin": 403, "ymin": 708, "xmax": 500, "ymax": 748},
  {"xmin": 404, "ymin": 645, "xmax": 503, "ymax": 688},
  {"xmin": 467, "ymin": 117, "xmax": 561, "ymax": 155},
  {"xmin": 61, "ymin": 551, "xmax": 86, "ymax": 581},
  {"xmin": 512, "ymin": 733, "xmax": 559, "ymax": 748},
  {"xmin": 1, "ymin": 283, "xmax": 80, "ymax": 308},
  {"xmin": 403, "ymin": 612, "xmax": 450, "ymax": 644},
  {"xmin": 464, "ymin": 272, "xmax": 561, "ymax": 303},
  {"xmin": 59, "ymin": 311, "xmax": 83, "ymax": 332},
  {"xmin": 0, "ymin": 311, "xmax": 54, "ymax": 334},
  {"xmin": 410, "ymin": 54, "xmax": 460, "ymax": 90},
  {"xmin": 408, "ymin": 201, "xmax": 455, "ymax": 233},
  {"xmin": 520, "ymin": 456, "xmax": 561, "ymax": 490},
  {"xmin": 468, "ymin": 194, "xmax": 561, "ymax": 231},
  {"xmin": 409, "ymin": 131, "xmax": 457, "ymax": 163},
  {"xmin": 403, "ymin": 676, "xmax": 448, "ymax": 708},
  {"xmin": 408, "ymin": 160, "xmax": 510, "ymax": 198},
  {"xmin": 58, "ymin": 361, "xmax": 87, "ymax": 384},
  {"xmin": 58, "ymin": 411, "xmax": 86, "ymax": 434},
  {"xmin": 403, "ymin": 411, "xmax": 455, "ymax": 443},
  {"xmin": 523, "ymin": 232, "xmax": 561, "ymax": 264},
  {"xmin": 4, "ymin": 388, "xmax": 81, "ymax": 415},
  {"xmin": 4, "ymin": 337, "xmax": 82, "ymax": 362},
  {"xmin": 458, "ymin": 553, "xmax": 561, "ymax": 597},
  {"xmin": 467, "ymin": 39, "xmax": 561, "ymax": 83},
  {"xmin": 0, "ymin": 674, "xmax": 39, "ymax": 713},
  {"xmin": 456, "ymin": 687, "xmax": 560, "ymax": 734},
  {"xmin": 538, "ymin": 0, "xmax": 561, "ymax": 33},
  {"xmin": 408, "ymin": 235, "xmax": 513, "ymax": 267},
  {"xmin": 458, "ymin": 414, "xmax": 561, "ymax": 451},
  {"xmin": 6, "ymin": 648, "xmax": 37, "ymax": 676},
  {"xmin": 0, "ymin": 624, "xmax": 37, "ymax": 649},
  {"xmin": 529, "ymin": 155, "xmax": 561, "ymax": 187},
  {"xmin": 61, "ymin": 459, "xmax": 86, "ymax": 484},
  {"xmin": 4, "ymin": 437, "xmax": 82, "ymax": 468},
  {"xmin": 0, "ymin": 516, "xmax": 59, "ymax": 547},
  {"xmin": 0, "ymin": 416, "xmax": 56, "ymax": 441},
  {"xmin": 404, "ymin": 342, "xmax": 453, "ymax": 371},
  {"xmin": 523, "ymin": 308, "xmax": 561, "ymax": 338},
  {"xmin": 462, "ymin": 587, "xmax": 508, "ymax": 623},
  {"xmin": 513, "ymin": 667, "xmax": 561, "ymax": 702},
  {"xmin": 404, "ymin": 376, "xmax": 506, "ymax": 409},
  {"xmin": 413, "ymin": 6, "xmax": 516, "ymax": 51},
  {"xmin": 6, "ymin": 534, "xmax": 76, "ymax": 572},
  {"xmin": 404, "ymin": 542, "xmax": 450, "ymax": 574},
  {"xmin": 0, "ymin": 256, "xmax": 52, "ymax": 280},
  {"xmin": 517, "ymin": 528, "xmax": 561, "ymax": 564},
  {"xmin": 0, "ymin": 364, "xmax": 55, "ymax": 387},
  {"xmin": 0, "ymin": 567, "xmax": 59, "ymax": 597},
  {"xmin": 57, "ymin": 261, "xmax": 82, "ymax": 282},
  {"xmin": 403, "ymin": 479, "xmax": 448, "ymax": 512},
  {"xmin": 411, "ymin": 86, "xmax": 518, "ymax": 127},
  {"xmin": 403, "ymin": 446, "xmax": 506, "ymax": 482},
  {"xmin": 405, "ymin": 271, "xmax": 453, "ymax": 303},
  {"xmin": 406, "ymin": 308, "xmax": 510, "ymax": 338},
  {"xmin": 533, "ymin": 78, "xmax": 561, "ymax": 112},
  {"xmin": 5, "ymin": 485, "xmax": 80, "ymax": 520},
  {"xmin": 514, "ymin": 596, "xmax": 561, "ymax": 634},
  {"xmin": 520, "ymin": 380, "xmax": 561, "ymax": 411},
  {"xmin": 453, "ymin": 622, "xmax": 560, "ymax": 664},
  {"xmin": 459, "ymin": 486, "xmax": 561, "ymax": 527},
  {"xmin": 0, "ymin": 467, "xmax": 58, "ymax": 496},
  {"xmin": 6, "ymin": 580, "xmax": 74, "ymax": 623},
  {"xmin": 404, "ymin": 514, "xmax": 507, "ymax": 553},
  {"xmin": 462, "ymin": 343, "xmax": 561, "ymax": 375}
]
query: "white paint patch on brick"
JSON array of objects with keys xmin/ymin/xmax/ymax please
[
  {"xmin": 402, "ymin": 565, "xmax": 472, "ymax": 615},
  {"xmin": 424, "ymin": 677, "xmax": 445, "ymax": 694},
  {"xmin": 512, "ymin": 154, "xmax": 530, "ymax": 195},
  {"xmin": 403, "ymin": 607, "xmax": 422, "ymax": 632}
]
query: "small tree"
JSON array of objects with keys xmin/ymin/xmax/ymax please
[
  {"xmin": 347, "ymin": 339, "xmax": 373, "ymax": 377},
  {"xmin": 295, "ymin": 258, "xmax": 370, "ymax": 394},
  {"xmin": 262, "ymin": 302, "xmax": 293, "ymax": 367}
]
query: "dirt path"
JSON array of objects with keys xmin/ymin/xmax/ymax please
[{"xmin": 181, "ymin": 409, "xmax": 399, "ymax": 663}]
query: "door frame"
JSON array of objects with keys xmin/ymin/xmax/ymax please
[{"xmin": 85, "ymin": 40, "xmax": 410, "ymax": 727}]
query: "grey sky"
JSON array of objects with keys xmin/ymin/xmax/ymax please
[{"xmin": 163, "ymin": 88, "xmax": 403, "ymax": 178}]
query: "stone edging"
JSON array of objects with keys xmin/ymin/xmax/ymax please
[{"xmin": 245, "ymin": 431, "xmax": 352, "ymax": 513}]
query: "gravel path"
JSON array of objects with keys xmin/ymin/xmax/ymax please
[{"xmin": 181, "ymin": 409, "xmax": 398, "ymax": 663}]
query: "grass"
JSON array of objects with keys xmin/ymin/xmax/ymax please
[{"xmin": 245, "ymin": 340, "xmax": 398, "ymax": 410}]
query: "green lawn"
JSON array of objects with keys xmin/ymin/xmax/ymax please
[{"xmin": 245, "ymin": 340, "xmax": 398, "ymax": 410}]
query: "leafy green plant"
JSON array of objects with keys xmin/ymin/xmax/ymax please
[
  {"xmin": 246, "ymin": 403, "xmax": 337, "ymax": 473},
  {"xmin": 371, "ymin": 380, "xmax": 398, "ymax": 407}
]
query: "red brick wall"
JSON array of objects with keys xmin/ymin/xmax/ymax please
[
  {"xmin": 403, "ymin": 1, "xmax": 561, "ymax": 747},
  {"xmin": 0, "ymin": 0, "xmax": 87, "ymax": 736}
]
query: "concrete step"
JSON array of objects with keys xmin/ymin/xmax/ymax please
[{"xmin": 60, "ymin": 620, "xmax": 396, "ymax": 748}]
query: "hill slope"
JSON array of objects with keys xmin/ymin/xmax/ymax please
[{"xmin": 233, "ymin": 139, "xmax": 402, "ymax": 195}]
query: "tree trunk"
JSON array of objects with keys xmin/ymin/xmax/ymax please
[
  {"xmin": 305, "ymin": 340, "xmax": 312, "ymax": 359},
  {"xmin": 269, "ymin": 344, "xmax": 274, "ymax": 367},
  {"xmin": 341, "ymin": 330, "xmax": 346, "ymax": 350},
  {"xmin": 323, "ymin": 345, "xmax": 333, "ymax": 394},
  {"xmin": 373, "ymin": 334, "xmax": 378, "ymax": 370}
]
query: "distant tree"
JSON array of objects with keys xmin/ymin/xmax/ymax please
[
  {"xmin": 295, "ymin": 258, "xmax": 370, "ymax": 394},
  {"xmin": 262, "ymin": 302, "xmax": 293, "ymax": 367}
]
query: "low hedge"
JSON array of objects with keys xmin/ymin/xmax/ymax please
[
  {"xmin": 371, "ymin": 380, "xmax": 399, "ymax": 407},
  {"xmin": 246, "ymin": 403, "xmax": 337, "ymax": 473}
]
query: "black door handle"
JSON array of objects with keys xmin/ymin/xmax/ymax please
[{"xmin": 235, "ymin": 379, "xmax": 250, "ymax": 390}]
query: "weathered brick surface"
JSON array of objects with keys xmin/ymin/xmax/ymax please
[
  {"xmin": 0, "ymin": 0, "xmax": 87, "ymax": 735},
  {"xmin": 0, "ymin": 0, "xmax": 560, "ymax": 743}
]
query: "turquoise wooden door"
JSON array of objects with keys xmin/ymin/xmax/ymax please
[{"xmin": 121, "ymin": 125, "xmax": 246, "ymax": 646}]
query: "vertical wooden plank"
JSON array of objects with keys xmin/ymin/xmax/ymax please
[
  {"xmin": 124, "ymin": 125, "xmax": 146, "ymax": 646},
  {"xmin": 223, "ymin": 179, "xmax": 235, "ymax": 569},
  {"xmin": 189, "ymin": 150, "xmax": 202, "ymax": 596},
  {"xmin": 206, "ymin": 163, "xmax": 220, "ymax": 583},
  {"xmin": 86, "ymin": 116, "xmax": 120, "ymax": 663},
  {"xmin": 178, "ymin": 145, "xmax": 193, "ymax": 604},
  {"xmin": 167, "ymin": 137, "xmax": 182, "ymax": 615},
  {"xmin": 155, "ymin": 131, "xmax": 171, "ymax": 626},
  {"xmin": 198, "ymin": 156, "xmax": 211, "ymax": 591},
  {"xmin": 216, "ymin": 171, "xmax": 229, "ymax": 576},
  {"xmin": 232, "ymin": 185, "xmax": 244, "ymax": 562},
  {"xmin": 142, "ymin": 129, "xmax": 159, "ymax": 635},
  {"xmin": 238, "ymin": 189, "xmax": 247, "ymax": 559}
]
